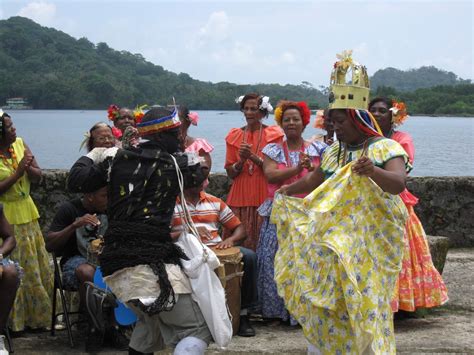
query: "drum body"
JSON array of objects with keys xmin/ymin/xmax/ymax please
[{"xmin": 211, "ymin": 246, "xmax": 243, "ymax": 335}]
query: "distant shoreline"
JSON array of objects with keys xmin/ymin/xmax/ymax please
[{"xmin": 4, "ymin": 108, "xmax": 474, "ymax": 118}]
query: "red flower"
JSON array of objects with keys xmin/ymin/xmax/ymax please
[
  {"xmin": 297, "ymin": 101, "xmax": 311, "ymax": 127},
  {"xmin": 107, "ymin": 104, "xmax": 120, "ymax": 121}
]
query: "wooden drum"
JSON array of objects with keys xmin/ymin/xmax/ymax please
[{"xmin": 211, "ymin": 246, "xmax": 243, "ymax": 335}]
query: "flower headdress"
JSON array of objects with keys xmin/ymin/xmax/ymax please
[
  {"xmin": 187, "ymin": 112, "xmax": 199, "ymax": 126},
  {"xmin": 235, "ymin": 95, "xmax": 274, "ymax": 114},
  {"xmin": 133, "ymin": 104, "xmax": 148, "ymax": 124},
  {"xmin": 107, "ymin": 104, "xmax": 120, "ymax": 121},
  {"xmin": 390, "ymin": 101, "xmax": 409, "ymax": 127},
  {"xmin": 274, "ymin": 101, "xmax": 311, "ymax": 127}
]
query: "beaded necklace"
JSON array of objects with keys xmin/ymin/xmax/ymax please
[
  {"xmin": 0, "ymin": 146, "xmax": 18, "ymax": 170},
  {"xmin": 242, "ymin": 123, "xmax": 263, "ymax": 176}
]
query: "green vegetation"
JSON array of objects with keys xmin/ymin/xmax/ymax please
[
  {"xmin": 0, "ymin": 17, "xmax": 326, "ymax": 109},
  {"xmin": 371, "ymin": 66, "xmax": 470, "ymax": 92},
  {"xmin": 0, "ymin": 16, "xmax": 472, "ymax": 116},
  {"xmin": 373, "ymin": 84, "xmax": 474, "ymax": 116}
]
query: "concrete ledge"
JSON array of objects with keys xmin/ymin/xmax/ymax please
[{"xmin": 30, "ymin": 172, "xmax": 474, "ymax": 247}]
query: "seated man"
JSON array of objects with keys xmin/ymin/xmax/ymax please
[
  {"xmin": 0, "ymin": 204, "xmax": 19, "ymax": 354},
  {"xmin": 46, "ymin": 186, "xmax": 126, "ymax": 351},
  {"xmin": 171, "ymin": 179, "xmax": 258, "ymax": 337}
]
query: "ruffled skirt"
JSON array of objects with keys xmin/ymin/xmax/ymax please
[{"xmin": 392, "ymin": 205, "xmax": 449, "ymax": 312}]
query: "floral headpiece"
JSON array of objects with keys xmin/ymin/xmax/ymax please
[
  {"xmin": 133, "ymin": 104, "xmax": 148, "ymax": 124},
  {"xmin": 390, "ymin": 101, "xmax": 409, "ymax": 127},
  {"xmin": 107, "ymin": 104, "xmax": 120, "ymax": 121},
  {"xmin": 187, "ymin": 112, "xmax": 199, "ymax": 126},
  {"xmin": 274, "ymin": 101, "xmax": 311, "ymax": 127},
  {"xmin": 313, "ymin": 110, "xmax": 325, "ymax": 129},
  {"xmin": 235, "ymin": 95, "xmax": 274, "ymax": 114}
]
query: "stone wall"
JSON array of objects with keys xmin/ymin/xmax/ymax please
[{"xmin": 30, "ymin": 171, "xmax": 474, "ymax": 247}]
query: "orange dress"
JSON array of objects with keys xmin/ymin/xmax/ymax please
[
  {"xmin": 224, "ymin": 125, "xmax": 283, "ymax": 250},
  {"xmin": 391, "ymin": 131, "xmax": 448, "ymax": 311}
]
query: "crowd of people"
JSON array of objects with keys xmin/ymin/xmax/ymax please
[{"xmin": 0, "ymin": 52, "xmax": 448, "ymax": 355}]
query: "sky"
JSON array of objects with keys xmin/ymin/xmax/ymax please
[{"xmin": 0, "ymin": 0, "xmax": 472, "ymax": 87}]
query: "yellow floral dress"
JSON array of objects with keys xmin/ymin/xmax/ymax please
[
  {"xmin": 0, "ymin": 137, "xmax": 53, "ymax": 331},
  {"xmin": 271, "ymin": 138, "xmax": 409, "ymax": 354}
]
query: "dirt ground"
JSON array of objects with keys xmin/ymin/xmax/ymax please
[{"xmin": 9, "ymin": 248, "xmax": 474, "ymax": 354}]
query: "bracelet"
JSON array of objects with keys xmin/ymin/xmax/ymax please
[{"xmin": 233, "ymin": 162, "xmax": 243, "ymax": 172}]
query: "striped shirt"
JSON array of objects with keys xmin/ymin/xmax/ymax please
[{"xmin": 172, "ymin": 192, "xmax": 241, "ymax": 244}]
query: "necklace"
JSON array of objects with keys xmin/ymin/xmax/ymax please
[
  {"xmin": 0, "ymin": 146, "xmax": 18, "ymax": 170},
  {"xmin": 243, "ymin": 123, "xmax": 263, "ymax": 176},
  {"xmin": 342, "ymin": 139, "xmax": 369, "ymax": 166}
]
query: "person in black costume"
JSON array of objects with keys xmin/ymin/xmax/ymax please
[{"xmin": 68, "ymin": 107, "xmax": 211, "ymax": 355}]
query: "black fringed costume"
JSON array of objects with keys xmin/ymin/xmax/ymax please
[{"xmin": 68, "ymin": 140, "xmax": 203, "ymax": 314}]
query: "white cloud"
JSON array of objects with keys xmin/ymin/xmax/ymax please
[
  {"xmin": 281, "ymin": 52, "xmax": 296, "ymax": 64},
  {"xmin": 18, "ymin": 1, "xmax": 56, "ymax": 25},
  {"xmin": 198, "ymin": 11, "xmax": 230, "ymax": 43}
]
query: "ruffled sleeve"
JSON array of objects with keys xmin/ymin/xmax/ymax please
[
  {"xmin": 264, "ymin": 125, "xmax": 284, "ymax": 144},
  {"xmin": 186, "ymin": 138, "xmax": 214, "ymax": 154},
  {"xmin": 224, "ymin": 128, "xmax": 243, "ymax": 169},
  {"xmin": 368, "ymin": 138, "xmax": 410, "ymax": 172},
  {"xmin": 225, "ymin": 128, "xmax": 244, "ymax": 148},
  {"xmin": 306, "ymin": 141, "xmax": 327, "ymax": 158},
  {"xmin": 262, "ymin": 143, "xmax": 285, "ymax": 163}
]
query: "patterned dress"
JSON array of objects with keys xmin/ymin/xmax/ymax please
[
  {"xmin": 390, "ymin": 131, "xmax": 448, "ymax": 311},
  {"xmin": 0, "ymin": 138, "xmax": 53, "ymax": 331},
  {"xmin": 271, "ymin": 138, "xmax": 409, "ymax": 354},
  {"xmin": 257, "ymin": 141, "xmax": 326, "ymax": 323}
]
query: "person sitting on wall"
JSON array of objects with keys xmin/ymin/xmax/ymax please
[
  {"xmin": 46, "ymin": 186, "xmax": 128, "ymax": 352},
  {"xmin": 171, "ymin": 171, "xmax": 258, "ymax": 337},
  {"xmin": 0, "ymin": 203, "xmax": 19, "ymax": 353}
]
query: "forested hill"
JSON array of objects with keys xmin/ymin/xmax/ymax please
[
  {"xmin": 371, "ymin": 66, "xmax": 470, "ymax": 92},
  {"xmin": 0, "ymin": 16, "xmax": 326, "ymax": 109},
  {"xmin": 0, "ymin": 16, "xmax": 472, "ymax": 115}
]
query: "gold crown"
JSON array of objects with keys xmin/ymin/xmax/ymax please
[{"xmin": 328, "ymin": 50, "xmax": 370, "ymax": 110}]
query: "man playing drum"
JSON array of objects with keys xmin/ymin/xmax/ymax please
[{"xmin": 171, "ymin": 175, "xmax": 258, "ymax": 337}]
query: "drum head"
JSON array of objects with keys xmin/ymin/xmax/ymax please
[{"xmin": 211, "ymin": 246, "xmax": 242, "ymax": 263}]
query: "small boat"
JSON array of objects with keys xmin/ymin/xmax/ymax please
[{"xmin": 2, "ymin": 97, "xmax": 32, "ymax": 110}]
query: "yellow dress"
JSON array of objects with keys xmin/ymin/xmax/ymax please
[
  {"xmin": 0, "ymin": 137, "xmax": 53, "ymax": 331},
  {"xmin": 271, "ymin": 138, "xmax": 409, "ymax": 354}
]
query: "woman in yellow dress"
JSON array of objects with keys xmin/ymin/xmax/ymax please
[
  {"xmin": 0, "ymin": 111, "xmax": 52, "ymax": 332},
  {"xmin": 275, "ymin": 52, "xmax": 409, "ymax": 354}
]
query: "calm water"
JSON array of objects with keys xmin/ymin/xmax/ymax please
[{"xmin": 8, "ymin": 110, "xmax": 474, "ymax": 176}]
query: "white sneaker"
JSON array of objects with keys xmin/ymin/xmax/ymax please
[{"xmin": 0, "ymin": 335, "xmax": 8, "ymax": 355}]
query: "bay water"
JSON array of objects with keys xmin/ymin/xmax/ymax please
[{"xmin": 9, "ymin": 110, "xmax": 474, "ymax": 176}]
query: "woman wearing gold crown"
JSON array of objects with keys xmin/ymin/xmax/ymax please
[
  {"xmin": 369, "ymin": 97, "xmax": 448, "ymax": 313},
  {"xmin": 274, "ymin": 51, "xmax": 409, "ymax": 354}
]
